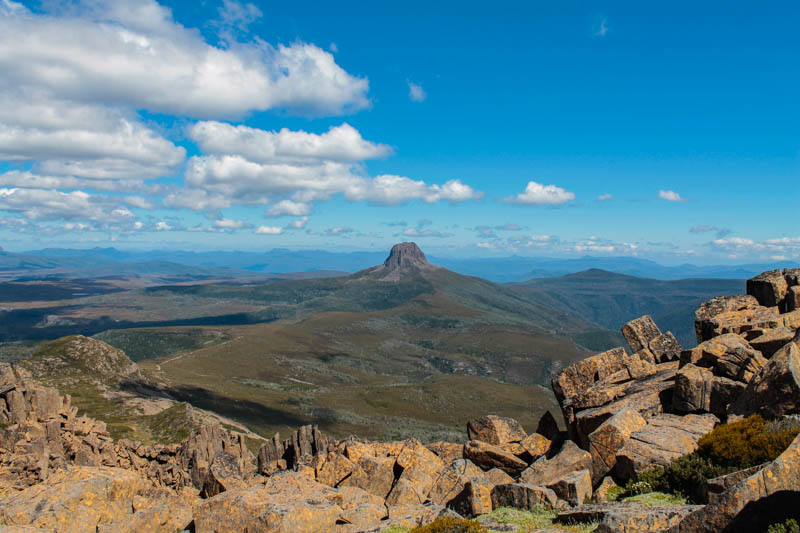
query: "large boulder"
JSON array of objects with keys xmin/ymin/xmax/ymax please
[
  {"xmin": 747, "ymin": 269, "xmax": 789, "ymax": 308},
  {"xmin": 385, "ymin": 439, "xmax": 444, "ymax": 505},
  {"xmin": 551, "ymin": 347, "xmax": 630, "ymax": 405},
  {"xmin": 193, "ymin": 471, "xmax": 344, "ymax": 533},
  {"xmin": 425, "ymin": 441, "xmax": 464, "ymax": 464},
  {"xmin": 558, "ymin": 503, "xmax": 702, "ymax": 533},
  {"xmin": 672, "ymin": 364, "xmax": 744, "ymax": 416},
  {"xmin": 614, "ymin": 414, "xmax": 717, "ymax": 482},
  {"xmin": 202, "ymin": 451, "xmax": 245, "ymax": 498},
  {"xmin": 647, "ymin": 332, "xmax": 683, "ymax": 363},
  {"xmin": 787, "ymin": 286, "xmax": 800, "ymax": 312},
  {"xmin": 587, "ymin": 406, "xmax": 648, "ymax": 484},
  {"xmin": 520, "ymin": 440, "xmax": 591, "ymax": 487},
  {"xmin": 621, "ymin": 316, "xmax": 662, "ymax": 353},
  {"xmin": 0, "ymin": 466, "xmax": 152, "ymax": 532},
  {"xmin": 449, "ymin": 479, "xmax": 494, "ymax": 517},
  {"xmin": 463, "ymin": 440, "xmax": 528, "ymax": 475},
  {"xmin": 680, "ymin": 333, "xmax": 767, "ymax": 382},
  {"xmin": 339, "ymin": 455, "xmax": 395, "ymax": 499},
  {"xmin": 466, "ymin": 415, "xmax": 526, "ymax": 445},
  {"xmin": 314, "ymin": 452, "xmax": 355, "ymax": 488},
  {"xmin": 694, "ymin": 295, "xmax": 781, "ymax": 343},
  {"xmin": 746, "ymin": 327, "xmax": 797, "ymax": 358},
  {"xmin": 427, "ymin": 459, "xmax": 484, "ymax": 506},
  {"xmin": 731, "ymin": 340, "xmax": 800, "ymax": 419},
  {"xmin": 334, "ymin": 486, "xmax": 388, "ymax": 530},
  {"xmin": 546, "ymin": 469, "xmax": 591, "ymax": 507},
  {"xmin": 490, "ymin": 483, "xmax": 559, "ymax": 510},
  {"xmin": 670, "ymin": 434, "xmax": 800, "ymax": 532}
]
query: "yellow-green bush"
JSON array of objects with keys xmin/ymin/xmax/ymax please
[
  {"xmin": 697, "ymin": 415, "xmax": 800, "ymax": 468},
  {"xmin": 410, "ymin": 517, "xmax": 487, "ymax": 533}
]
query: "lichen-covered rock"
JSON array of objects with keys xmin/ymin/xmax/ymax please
[
  {"xmin": 464, "ymin": 440, "xmax": 528, "ymax": 475},
  {"xmin": 315, "ymin": 452, "xmax": 355, "ymax": 488},
  {"xmin": 517, "ymin": 432, "xmax": 551, "ymax": 461},
  {"xmin": 746, "ymin": 327, "xmax": 797, "ymax": 358},
  {"xmin": 694, "ymin": 295, "xmax": 778, "ymax": 343},
  {"xmin": 427, "ymin": 459, "xmax": 484, "ymax": 506},
  {"xmin": 672, "ymin": 364, "xmax": 745, "ymax": 416},
  {"xmin": 592, "ymin": 477, "xmax": 618, "ymax": 503},
  {"xmin": 787, "ymin": 286, "xmax": 800, "ymax": 312},
  {"xmin": 425, "ymin": 441, "xmax": 464, "ymax": 464},
  {"xmin": 193, "ymin": 471, "xmax": 343, "ymax": 533},
  {"xmin": 449, "ymin": 478, "xmax": 494, "ymax": 518},
  {"xmin": 670, "ymin": 434, "xmax": 800, "ymax": 532},
  {"xmin": 385, "ymin": 439, "xmax": 443, "ymax": 505},
  {"xmin": 202, "ymin": 451, "xmax": 245, "ymax": 498},
  {"xmin": 546, "ymin": 469, "xmax": 591, "ymax": 507},
  {"xmin": 520, "ymin": 441, "xmax": 591, "ymax": 487},
  {"xmin": 334, "ymin": 486, "xmax": 387, "ymax": 530},
  {"xmin": 484, "ymin": 467, "xmax": 514, "ymax": 485},
  {"xmin": 339, "ymin": 455, "xmax": 395, "ymax": 499},
  {"xmin": 614, "ymin": 414, "xmax": 717, "ymax": 482},
  {"xmin": 551, "ymin": 347, "xmax": 630, "ymax": 405},
  {"xmin": 466, "ymin": 415, "xmax": 527, "ymax": 445},
  {"xmin": 556, "ymin": 503, "xmax": 702, "ymax": 533},
  {"xmin": 491, "ymin": 483, "xmax": 559, "ymax": 510},
  {"xmin": 648, "ymin": 332, "xmax": 683, "ymax": 363},
  {"xmin": 382, "ymin": 502, "xmax": 462, "ymax": 530},
  {"xmin": 680, "ymin": 333, "xmax": 767, "ymax": 382},
  {"xmin": 0, "ymin": 466, "xmax": 152, "ymax": 532},
  {"xmin": 747, "ymin": 269, "xmax": 789, "ymax": 308},
  {"xmin": 587, "ymin": 406, "xmax": 647, "ymax": 484},
  {"xmin": 731, "ymin": 340, "xmax": 800, "ymax": 419},
  {"xmin": 621, "ymin": 316, "xmax": 662, "ymax": 353}
]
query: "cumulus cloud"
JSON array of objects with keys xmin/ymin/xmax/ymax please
[
  {"xmin": 597, "ymin": 193, "xmax": 612, "ymax": 201},
  {"xmin": 659, "ymin": 190, "xmax": 687, "ymax": 202},
  {"xmin": 255, "ymin": 225, "xmax": 284, "ymax": 235},
  {"xmin": 189, "ymin": 122, "xmax": 392, "ymax": 164},
  {"xmin": 505, "ymin": 181, "xmax": 575, "ymax": 205},
  {"xmin": 266, "ymin": 200, "xmax": 313, "ymax": 217},
  {"xmin": 0, "ymin": 187, "xmax": 134, "ymax": 223},
  {"xmin": 408, "ymin": 81, "xmax": 426, "ymax": 102},
  {"xmin": 0, "ymin": 1, "xmax": 370, "ymax": 118},
  {"xmin": 710, "ymin": 236, "xmax": 800, "ymax": 258},
  {"xmin": 287, "ymin": 216, "xmax": 308, "ymax": 229}
]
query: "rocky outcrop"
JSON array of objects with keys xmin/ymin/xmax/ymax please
[
  {"xmin": 558, "ymin": 503, "xmax": 702, "ymax": 533},
  {"xmin": 670, "ymin": 434, "xmax": 800, "ymax": 532},
  {"xmin": 731, "ymin": 339, "xmax": 800, "ymax": 419}
]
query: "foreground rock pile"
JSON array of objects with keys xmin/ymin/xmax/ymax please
[{"xmin": 1, "ymin": 268, "xmax": 799, "ymax": 532}]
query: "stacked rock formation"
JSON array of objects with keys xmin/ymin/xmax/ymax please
[{"xmin": 2, "ymin": 268, "xmax": 800, "ymax": 532}]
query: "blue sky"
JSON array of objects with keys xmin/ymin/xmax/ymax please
[{"xmin": 0, "ymin": 0, "xmax": 797, "ymax": 263}]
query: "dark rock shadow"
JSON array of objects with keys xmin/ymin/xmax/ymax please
[{"xmin": 724, "ymin": 490, "xmax": 800, "ymax": 533}]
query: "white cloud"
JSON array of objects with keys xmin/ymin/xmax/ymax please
[
  {"xmin": 346, "ymin": 176, "xmax": 482, "ymax": 205},
  {"xmin": 408, "ymin": 81, "xmax": 426, "ymax": 102},
  {"xmin": 255, "ymin": 225, "xmax": 284, "ymax": 235},
  {"xmin": 213, "ymin": 218, "xmax": 248, "ymax": 229},
  {"xmin": 596, "ymin": 193, "xmax": 612, "ymax": 201},
  {"xmin": 659, "ymin": 190, "xmax": 687, "ymax": 202},
  {"xmin": 266, "ymin": 200, "xmax": 313, "ymax": 217},
  {"xmin": 505, "ymin": 181, "xmax": 575, "ymax": 205},
  {"xmin": 401, "ymin": 228, "xmax": 453, "ymax": 238},
  {"xmin": 0, "ymin": 187, "xmax": 134, "ymax": 222},
  {"xmin": 593, "ymin": 17, "xmax": 609, "ymax": 37},
  {"xmin": 189, "ymin": 122, "xmax": 392, "ymax": 164},
  {"xmin": 0, "ymin": 1, "xmax": 370, "ymax": 118},
  {"xmin": 287, "ymin": 216, "xmax": 308, "ymax": 229}
]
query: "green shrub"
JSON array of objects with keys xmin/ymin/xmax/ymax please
[
  {"xmin": 767, "ymin": 518, "xmax": 800, "ymax": 533},
  {"xmin": 410, "ymin": 517, "xmax": 487, "ymax": 533},
  {"xmin": 697, "ymin": 415, "xmax": 800, "ymax": 469},
  {"xmin": 632, "ymin": 453, "xmax": 736, "ymax": 503}
]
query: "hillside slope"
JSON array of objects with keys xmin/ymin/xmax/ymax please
[{"xmin": 510, "ymin": 269, "xmax": 744, "ymax": 346}]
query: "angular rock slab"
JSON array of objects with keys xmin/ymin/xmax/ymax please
[
  {"xmin": 587, "ymin": 406, "xmax": 647, "ymax": 484},
  {"xmin": 557, "ymin": 503, "xmax": 702, "ymax": 533},
  {"xmin": 466, "ymin": 415, "xmax": 527, "ymax": 445},
  {"xmin": 615, "ymin": 413, "xmax": 718, "ymax": 482},
  {"xmin": 747, "ymin": 269, "xmax": 789, "ymax": 308},
  {"xmin": 621, "ymin": 315, "xmax": 662, "ymax": 353},
  {"xmin": 520, "ymin": 440, "xmax": 591, "ymax": 487},
  {"xmin": 193, "ymin": 471, "xmax": 344, "ymax": 533},
  {"xmin": 672, "ymin": 363, "xmax": 745, "ymax": 416},
  {"xmin": 0, "ymin": 466, "xmax": 152, "ymax": 533},
  {"xmin": 491, "ymin": 483, "xmax": 559, "ymax": 510},
  {"xmin": 731, "ymin": 340, "xmax": 800, "ymax": 419},
  {"xmin": 670, "ymin": 434, "xmax": 800, "ymax": 532},
  {"xmin": 464, "ymin": 440, "xmax": 528, "ymax": 475}
]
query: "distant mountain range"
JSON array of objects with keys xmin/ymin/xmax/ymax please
[{"xmin": 2, "ymin": 246, "xmax": 791, "ymax": 282}]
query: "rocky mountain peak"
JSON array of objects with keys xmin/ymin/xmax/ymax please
[{"xmin": 383, "ymin": 242, "xmax": 434, "ymax": 271}]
